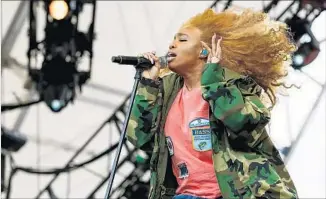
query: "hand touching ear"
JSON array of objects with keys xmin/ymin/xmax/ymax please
[{"xmin": 201, "ymin": 33, "xmax": 222, "ymax": 64}]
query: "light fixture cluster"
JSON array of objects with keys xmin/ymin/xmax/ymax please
[{"xmin": 27, "ymin": 0, "xmax": 96, "ymax": 112}]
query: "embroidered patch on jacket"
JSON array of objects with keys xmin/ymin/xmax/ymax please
[
  {"xmin": 166, "ymin": 136, "xmax": 174, "ymax": 156},
  {"xmin": 177, "ymin": 162, "xmax": 189, "ymax": 179},
  {"xmin": 189, "ymin": 118, "xmax": 212, "ymax": 152}
]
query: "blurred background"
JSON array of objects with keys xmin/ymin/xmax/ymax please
[{"xmin": 1, "ymin": 0, "xmax": 325, "ymax": 198}]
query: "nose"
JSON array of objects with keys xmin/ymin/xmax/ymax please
[{"xmin": 169, "ymin": 41, "xmax": 176, "ymax": 49}]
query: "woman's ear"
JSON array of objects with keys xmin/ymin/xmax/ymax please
[{"xmin": 199, "ymin": 48, "xmax": 209, "ymax": 58}]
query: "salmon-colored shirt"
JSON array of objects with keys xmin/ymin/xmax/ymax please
[{"xmin": 164, "ymin": 86, "xmax": 221, "ymax": 199}]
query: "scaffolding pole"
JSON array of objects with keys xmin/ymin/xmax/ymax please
[{"xmin": 1, "ymin": 1, "xmax": 29, "ymax": 67}]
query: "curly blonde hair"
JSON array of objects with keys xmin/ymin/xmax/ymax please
[{"xmin": 162, "ymin": 8, "xmax": 297, "ymax": 106}]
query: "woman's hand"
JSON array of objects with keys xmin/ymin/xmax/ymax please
[
  {"xmin": 139, "ymin": 51, "xmax": 161, "ymax": 80},
  {"xmin": 201, "ymin": 33, "xmax": 222, "ymax": 64}
]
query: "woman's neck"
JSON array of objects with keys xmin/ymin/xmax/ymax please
[
  {"xmin": 183, "ymin": 70, "xmax": 202, "ymax": 91},
  {"xmin": 179, "ymin": 60, "xmax": 205, "ymax": 91}
]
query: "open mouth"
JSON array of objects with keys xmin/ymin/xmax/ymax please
[{"xmin": 167, "ymin": 52, "xmax": 177, "ymax": 62}]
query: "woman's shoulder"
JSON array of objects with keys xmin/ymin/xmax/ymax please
[
  {"xmin": 223, "ymin": 66, "xmax": 242, "ymax": 81},
  {"xmin": 161, "ymin": 72, "xmax": 181, "ymax": 83}
]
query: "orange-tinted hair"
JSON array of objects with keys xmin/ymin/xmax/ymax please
[{"xmin": 163, "ymin": 8, "xmax": 297, "ymax": 106}]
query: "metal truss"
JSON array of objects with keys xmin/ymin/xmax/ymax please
[{"xmin": 3, "ymin": 95, "xmax": 151, "ymax": 199}]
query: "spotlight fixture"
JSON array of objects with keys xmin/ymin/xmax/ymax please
[
  {"xmin": 285, "ymin": 15, "xmax": 321, "ymax": 69},
  {"xmin": 28, "ymin": 0, "xmax": 96, "ymax": 112},
  {"xmin": 1, "ymin": 127, "xmax": 27, "ymax": 152},
  {"xmin": 285, "ymin": 15, "xmax": 309, "ymax": 41},
  {"xmin": 292, "ymin": 38, "xmax": 320, "ymax": 69},
  {"xmin": 301, "ymin": 0, "xmax": 326, "ymax": 10},
  {"xmin": 1, "ymin": 127, "xmax": 27, "ymax": 194},
  {"xmin": 49, "ymin": 0, "xmax": 69, "ymax": 20}
]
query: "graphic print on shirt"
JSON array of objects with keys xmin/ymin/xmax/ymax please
[
  {"xmin": 177, "ymin": 162, "xmax": 189, "ymax": 179},
  {"xmin": 166, "ymin": 136, "xmax": 174, "ymax": 156},
  {"xmin": 189, "ymin": 118, "xmax": 212, "ymax": 152}
]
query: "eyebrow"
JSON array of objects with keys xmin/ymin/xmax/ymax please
[{"xmin": 174, "ymin": 33, "xmax": 189, "ymax": 39}]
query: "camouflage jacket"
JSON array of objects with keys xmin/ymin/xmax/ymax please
[{"xmin": 127, "ymin": 63, "xmax": 298, "ymax": 199}]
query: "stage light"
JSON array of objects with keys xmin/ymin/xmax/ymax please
[
  {"xmin": 293, "ymin": 54, "xmax": 304, "ymax": 66},
  {"xmin": 1, "ymin": 127, "xmax": 27, "ymax": 194},
  {"xmin": 49, "ymin": 0, "xmax": 69, "ymax": 20},
  {"xmin": 292, "ymin": 40, "xmax": 320, "ymax": 69},
  {"xmin": 28, "ymin": 0, "xmax": 96, "ymax": 112},
  {"xmin": 1, "ymin": 127, "xmax": 27, "ymax": 152},
  {"xmin": 33, "ymin": 54, "xmax": 78, "ymax": 112},
  {"xmin": 285, "ymin": 15, "xmax": 321, "ymax": 69},
  {"xmin": 42, "ymin": 84, "xmax": 75, "ymax": 112},
  {"xmin": 285, "ymin": 15, "xmax": 308, "ymax": 41},
  {"xmin": 51, "ymin": 100, "xmax": 62, "ymax": 111}
]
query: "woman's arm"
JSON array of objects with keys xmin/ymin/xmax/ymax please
[
  {"xmin": 126, "ymin": 77, "xmax": 163, "ymax": 151},
  {"xmin": 201, "ymin": 63, "xmax": 271, "ymax": 147}
]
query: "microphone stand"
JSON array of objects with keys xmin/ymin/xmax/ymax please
[{"xmin": 104, "ymin": 66, "xmax": 143, "ymax": 199}]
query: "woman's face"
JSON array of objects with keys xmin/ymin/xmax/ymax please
[{"xmin": 167, "ymin": 26, "xmax": 204, "ymax": 74}]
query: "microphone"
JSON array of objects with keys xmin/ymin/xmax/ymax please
[{"xmin": 111, "ymin": 55, "xmax": 168, "ymax": 69}]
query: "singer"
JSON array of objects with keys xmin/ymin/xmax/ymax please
[{"xmin": 127, "ymin": 8, "xmax": 297, "ymax": 199}]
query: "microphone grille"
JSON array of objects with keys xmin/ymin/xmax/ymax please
[{"xmin": 159, "ymin": 56, "xmax": 168, "ymax": 69}]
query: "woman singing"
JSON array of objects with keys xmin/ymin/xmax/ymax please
[{"xmin": 127, "ymin": 8, "xmax": 298, "ymax": 199}]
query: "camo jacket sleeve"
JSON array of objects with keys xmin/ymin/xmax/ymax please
[
  {"xmin": 201, "ymin": 63, "xmax": 271, "ymax": 147},
  {"xmin": 126, "ymin": 77, "xmax": 162, "ymax": 150}
]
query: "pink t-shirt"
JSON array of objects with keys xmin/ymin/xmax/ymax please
[{"xmin": 164, "ymin": 86, "xmax": 222, "ymax": 199}]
